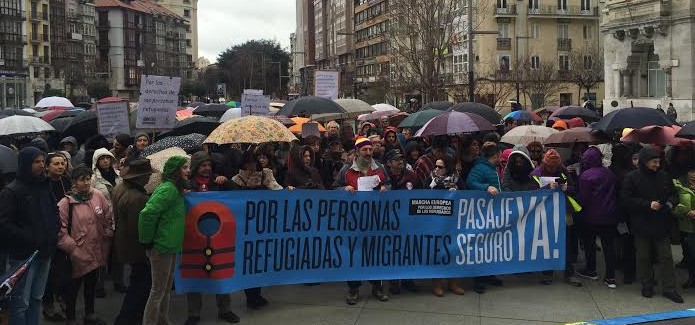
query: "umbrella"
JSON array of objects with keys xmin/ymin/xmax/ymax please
[
  {"xmin": 36, "ymin": 96, "xmax": 73, "ymax": 108},
  {"xmin": 448, "ymin": 102, "xmax": 502, "ymax": 125},
  {"xmin": 158, "ymin": 116, "xmax": 219, "ymax": 139},
  {"xmin": 288, "ymin": 117, "xmax": 327, "ymax": 135},
  {"xmin": 414, "ymin": 112, "xmax": 495, "ymax": 137},
  {"xmin": 388, "ymin": 112, "xmax": 410, "ymax": 126},
  {"xmin": 276, "ymin": 96, "xmax": 347, "ymax": 116},
  {"xmin": 176, "ymin": 108, "xmax": 195, "ymax": 119},
  {"xmin": 41, "ymin": 109, "xmax": 83, "ymax": 122},
  {"xmin": 0, "ymin": 109, "xmax": 35, "ymax": 118},
  {"xmin": 1, "ymin": 250, "xmax": 38, "ymax": 296},
  {"xmin": 140, "ymin": 133, "xmax": 206, "ymax": 158},
  {"xmin": 372, "ymin": 103, "xmax": 398, "ymax": 112},
  {"xmin": 500, "ymin": 125, "xmax": 559, "ymax": 145},
  {"xmin": 398, "ymin": 109, "xmax": 444, "ymax": 130},
  {"xmin": 621, "ymin": 125, "xmax": 692, "ymax": 146},
  {"xmin": 219, "ymin": 107, "xmax": 242, "ymax": 123},
  {"xmin": 49, "ymin": 116, "xmax": 74, "ymax": 133},
  {"xmin": 312, "ymin": 99, "xmax": 375, "ymax": 121},
  {"xmin": 194, "ymin": 103, "xmax": 230, "ymax": 119},
  {"xmin": 543, "ymin": 127, "xmax": 604, "ymax": 146},
  {"xmin": 144, "ymin": 147, "xmax": 188, "ymax": 193},
  {"xmin": 0, "ymin": 144, "xmax": 18, "ymax": 174},
  {"xmin": 675, "ymin": 122, "xmax": 695, "ymax": 139},
  {"xmin": 0, "ymin": 115, "xmax": 55, "ymax": 136},
  {"xmin": 205, "ymin": 115, "xmax": 298, "ymax": 145},
  {"xmin": 591, "ymin": 107, "xmax": 677, "ymax": 133},
  {"xmin": 550, "ymin": 106, "xmax": 601, "ymax": 122},
  {"xmin": 62, "ymin": 111, "xmax": 98, "ymax": 142},
  {"xmin": 503, "ymin": 110, "xmax": 543, "ymax": 123},
  {"xmin": 226, "ymin": 101, "xmax": 238, "ymax": 107},
  {"xmin": 269, "ymin": 115, "xmax": 296, "ymax": 126},
  {"xmin": 74, "ymin": 102, "xmax": 92, "ymax": 109},
  {"xmin": 422, "ymin": 101, "xmax": 453, "ymax": 111},
  {"xmin": 22, "ymin": 108, "xmax": 38, "ymax": 115},
  {"xmin": 187, "ymin": 101, "xmax": 205, "ymax": 109}
]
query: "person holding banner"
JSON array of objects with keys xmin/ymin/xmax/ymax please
[
  {"xmin": 230, "ymin": 148, "xmax": 280, "ymax": 309},
  {"xmin": 334, "ymin": 136, "xmax": 390, "ymax": 305},
  {"xmin": 139, "ymin": 156, "xmax": 190, "ymax": 325}
]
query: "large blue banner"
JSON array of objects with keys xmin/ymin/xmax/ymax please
[{"xmin": 175, "ymin": 189, "xmax": 566, "ymax": 294}]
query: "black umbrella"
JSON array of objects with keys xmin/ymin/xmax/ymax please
[
  {"xmin": 49, "ymin": 116, "xmax": 74, "ymax": 133},
  {"xmin": 448, "ymin": 102, "xmax": 502, "ymax": 124},
  {"xmin": 194, "ymin": 104, "xmax": 229, "ymax": 118},
  {"xmin": 421, "ymin": 101, "xmax": 453, "ymax": 111},
  {"xmin": 157, "ymin": 116, "xmax": 219, "ymax": 139},
  {"xmin": 0, "ymin": 109, "xmax": 34, "ymax": 118},
  {"xmin": 591, "ymin": 107, "xmax": 677, "ymax": 134},
  {"xmin": 675, "ymin": 122, "xmax": 695, "ymax": 139},
  {"xmin": 74, "ymin": 102, "xmax": 93, "ymax": 109},
  {"xmin": 187, "ymin": 101, "xmax": 205, "ymax": 108},
  {"xmin": 63, "ymin": 111, "xmax": 98, "ymax": 142},
  {"xmin": 0, "ymin": 144, "xmax": 17, "ymax": 174},
  {"xmin": 139, "ymin": 133, "xmax": 206, "ymax": 158},
  {"xmin": 550, "ymin": 106, "xmax": 601, "ymax": 122},
  {"xmin": 276, "ymin": 96, "xmax": 347, "ymax": 116}
]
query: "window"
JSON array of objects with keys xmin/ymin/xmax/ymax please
[
  {"xmin": 33, "ymin": 67, "xmax": 40, "ymax": 78},
  {"xmin": 647, "ymin": 61, "xmax": 666, "ymax": 97},
  {"xmin": 499, "ymin": 55, "xmax": 511, "ymax": 71},
  {"xmin": 583, "ymin": 25, "xmax": 593, "ymax": 39},
  {"xmin": 183, "ymin": 9, "xmax": 190, "ymax": 18},
  {"xmin": 560, "ymin": 93, "xmax": 572, "ymax": 107},
  {"xmin": 582, "ymin": 55, "xmax": 592, "ymax": 70},
  {"xmin": 497, "ymin": 0, "xmax": 507, "ymax": 8},
  {"xmin": 558, "ymin": 24, "xmax": 569, "ymax": 39},
  {"xmin": 531, "ymin": 23, "xmax": 540, "ymax": 38},
  {"xmin": 186, "ymin": 39, "xmax": 192, "ymax": 47},
  {"xmin": 531, "ymin": 55, "xmax": 540, "ymax": 69},
  {"xmin": 498, "ymin": 23, "xmax": 509, "ymax": 38},
  {"xmin": 528, "ymin": 0, "xmax": 539, "ymax": 11},
  {"xmin": 453, "ymin": 54, "xmax": 468, "ymax": 73},
  {"xmin": 581, "ymin": 0, "xmax": 591, "ymax": 11},
  {"xmin": 559, "ymin": 54, "xmax": 570, "ymax": 71},
  {"xmin": 558, "ymin": 0, "xmax": 568, "ymax": 11}
]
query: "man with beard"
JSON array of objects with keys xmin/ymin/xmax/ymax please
[
  {"xmin": 526, "ymin": 141, "xmax": 544, "ymax": 167},
  {"xmin": 184, "ymin": 151, "xmax": 242, "ymax": 324},
  {"xmin": 333, "ymin": 136, "xmax": 390, "ymax": 305}
]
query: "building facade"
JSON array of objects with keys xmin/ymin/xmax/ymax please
[
  {"xmin": 95, "ymin": 0, "xmax": 191, "ymax": 100},
  {"xmin": 0, "ymin": 0, "xmax": 28, "ymax": 108},
  {"xmin": 154, "ymin": 0, "xmax": 197, "ymax": 71},
  {"xmin": 26, "ymin": 0, "xmax": 53, "ymax": 103},
  {"xmin": 601, "ymin": 0, "xmax": 692, "ymax": 121}
]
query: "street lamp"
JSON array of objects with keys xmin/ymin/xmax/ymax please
[{"xmin": 515, "ymin": 36, "xmax": 533, "ymax": 103}]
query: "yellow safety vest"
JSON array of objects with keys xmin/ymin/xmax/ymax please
[{"xmin": 532, "ymin": 174, "xmax": 583, "ymax": 213}]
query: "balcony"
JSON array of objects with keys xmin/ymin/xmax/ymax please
[
  {"xmin": 0, "ymin": 8, "xmax": 26, "ymax": 20},
  {"xmin": 31, "ymin": 56, "xmax": 44, "ymax": 64},
  {"xmin": 497, "ymin": 38, "xmax": 511, "ymax": 50},
  {"xmin": 29, "ymin": 33, "xmax": 45, "ymax": 43},
  {"xmin": 527, "ymin": 5, "xmax": 598, "ymax": 18},
  {"xmin": 494, "ymin": 4, "xmax": 517, "ymax": 17},
  {"xmin": 557, "ymin": 38, "xmax": 572, "ymax": 51},
  {"xmin": 30, "ymin": 10, "xmax": 48, "ymax": 21},
  {"xmin": 0, "ymin": 33, "xmax": 27, "ymax": 44}
]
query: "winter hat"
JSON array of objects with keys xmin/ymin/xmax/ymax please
[
  {"xmin": 567, "ymin": 117, "xmax": 585, "ymax": 128},
  {"xmin": 115, "ymin": 133, "xmax": 133, "ymax": 147},
  {"xmin": 354, "ymin": 136, "xmax": 372, "ymax": 149},
  {"xmin": 27, "ymin": 138, "xmax": 49, "ymax": 153},
  {"xmin": 551, "ymin": 120, "xmax": 569, "ymax": 131},
  {"xmin": 542, "ymin": 149, "xmax": 562, "ymax": 169},
  {"xmin": 162, "ymin": 155, "xmax": 188, "ymax": 181}
]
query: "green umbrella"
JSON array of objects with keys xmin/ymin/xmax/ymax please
[
  {"xmin": 398, "ymin": 109, "xmax": 444, "ymax": 130},
  {"xmin": 226, "ymin": 101, "xmax": 238, "ymax": 107}
]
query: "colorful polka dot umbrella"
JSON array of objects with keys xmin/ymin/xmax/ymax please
[{"xmin": 204, "ymin": 115, "xmax": 297, "ymax": 144}]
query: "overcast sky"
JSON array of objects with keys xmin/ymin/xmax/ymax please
[{"xmin": 198, "ymin": 0, "xmax": 296, "ymax": 62}]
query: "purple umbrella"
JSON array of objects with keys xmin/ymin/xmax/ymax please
[{"xmin": 414, "ymin": 112, "xmax": 495, "ymax": 137}]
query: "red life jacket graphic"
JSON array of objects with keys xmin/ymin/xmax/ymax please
[{"xmin": 180, "ymin": 201, "xmax": 236, "ymax": 279}]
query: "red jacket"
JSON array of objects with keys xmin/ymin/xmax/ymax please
[{"xmin": 344, "ymin": 160, "xmax": 387, "ymax": 191}]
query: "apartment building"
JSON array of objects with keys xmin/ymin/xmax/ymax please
[
  {"xmin": 296, "ymin": 0, "xmax": 315, "ymax": 96},
  {"xmin": 447, "ymin": 0, "xmax": 603, "ymax": 110},
  {"xmin": 95, "ymin": 0, "xmax": 191, "ymax": 100},
  {"xmin": 154, "ymin": 0, "xmax": 197, "ymax": 71},
  {"xmin": 353, "ymin": 0, "xmax": 387, "ymax": 102},
  {"xmin": 602, "ymin": 0, "xmax": 692, "ymax": 121},
  {"xmin": 26, "ymin": 0, "xmax": 53, "ymax": 103},
  {"xmin": 0, "ymin": 0, "xmax": 27, "ymax": 107}
]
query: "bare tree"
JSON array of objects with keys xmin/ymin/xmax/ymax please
[
  {"xmin": 567, "ymin": 44, "xmax": 604, "ymax": 102},
  {"xmin": 516, "ymin": 55, "xmax": 567, "ymax": 109}
]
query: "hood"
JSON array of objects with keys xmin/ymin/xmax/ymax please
[
  {"xmin": 92, "ymin": 148, "xmax": 116, "ymax": 170},
  {"xmin": 500, "ymin": 148, "xmax": 513, "ymax": 164},
  {"xmin": 290, "ymin": 145, "xmax": 313, "ymax": 173},
  {"xmin": 638, "ymin": 147, "xmax": 661, "ymax": 174},
  {"xmin": 382, "ymin": 126, "xmax": 398, "ymax": 139},
  {"xmin": 60, "ymin": 136, "xmax": 78, "ymax": 147},
  {"xmin": 27, "ymin": 138, "xmax": 49, "ymax": 153},
  {"xmin": 190, "ymin": 151, "xmax": 212, "ymax": 177},
  {"xmin": 17, "ymin": 146, "xmax": 45, "ymax": 182},
  {"xmin": 507, "ymin": 150, "xmax": 534, "ymax": 180},
  {"xmin": 581, "ymin": 147, "xmax": 603, "ymax": 170},
  {"xmin": 512, "ymin": 144, "xmax": 531, "ymax": 158}
]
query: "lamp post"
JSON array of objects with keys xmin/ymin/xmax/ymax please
[
  {"xmin": 515, "ymin": 36, "xmax": 533, "ymax": 102},
  {"xmin": 269, "ymin": 61, "xmax": 282, "ymax": 97}
]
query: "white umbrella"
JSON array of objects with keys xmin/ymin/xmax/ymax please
[
  {"xmin": 0, "ymin": 115, "xmax": 55, "ymax": 136},
  {"xmin": 372, "ymin": 103, "xmax": 398, "ymax": 111},
  {"xmin": 35, "ymin": 96, "xmax": 73, "ymax": 108},
  {"xmin": 500, "ymin": 125, "xmax": 559, "ymax": 145},
  {"xmin": 219, "ymin": 107, "xmax": 242, "ymax": 123}
]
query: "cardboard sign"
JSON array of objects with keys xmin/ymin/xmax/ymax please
[
  {"xmin": 136, "ymin": 75, "xmax": 181, "ymax": 129},
  {"xmin": 96, "ymin": 101, "xmax": 130, "ymax": 139},
  {"xmin": 314, "ymin": 70, "xmax": 340, "ymax": 100}
]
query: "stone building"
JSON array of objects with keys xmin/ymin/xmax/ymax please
[
  {"xmin": 0, "ymin": 0, "xmax": 28, "ymax": 107},
  {"xmin": 601, "ymin": 0, "xmax": 692, "ymax": 120}
]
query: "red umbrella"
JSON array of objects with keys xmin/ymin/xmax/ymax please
[
  {"xmin": 621, "ymin": 125, "xmax": 694, "ymax": 146},
  {"xmin": 91, "ymin": 97, "xmax": 123, "ymax": 110}
]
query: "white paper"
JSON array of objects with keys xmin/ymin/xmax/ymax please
[
  {"xmin": 241, "ymin": 92, "xmax": 270, "ymax": 117},
  {"xmin": 314, "ymin": 70, "xmax": 340, "ymax": 100},
  {"xmin": 357, "ymin": 175, "xmax": 380, "ymax": 191},
  {"xmin": 96, "ymin": 101, "xmax": 130, "ymax": 139},
  {"xmin": 136, "ymin": 75, "xmax": 181, "ymax": 129},
  {"xmin": 538, "ymin": 176, "xmax": 557, "ymax": 188}
]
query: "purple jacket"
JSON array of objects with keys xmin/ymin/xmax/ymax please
[{"xmin": 578, "ymin": 147, "xmax": 618, "ymax": 225}]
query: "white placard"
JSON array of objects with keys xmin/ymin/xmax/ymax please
[
  {"xmin": 538, "ymin": 176, "xmax": 557, "ymax": 188},
  {"xmin": 243, "ymin": 89, "xmax": 264, "ymax": 95},
  {"xmin": 314, "ymin": 70, "xmax": 340, "ymax": 100},
  {"xmin": 241, "ymin": 93, "xmax": 271, "ymax": 116},
  {"xmin": 96, "ymin": 101, "xmax": 130, "ymax": 139},
  {"xmin": 136, "ymin": 75, "xmax": 181, "ymax": 129},
  {"xmin": 357, "ymin": 175, "xmax": 381, "ymax": 191}
]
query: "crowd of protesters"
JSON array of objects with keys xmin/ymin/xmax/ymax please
[{"xmin": 0, "ymin": 114, "xmax": 692, "ymax": 325}]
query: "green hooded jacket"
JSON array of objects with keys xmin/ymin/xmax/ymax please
[
  {"xmin": 138, "ymin": 156, "xmax": 188, "ymax": 253},
  {"xmin": 673, "ymin": 178, "xmax": 695, "ymax": 234}
]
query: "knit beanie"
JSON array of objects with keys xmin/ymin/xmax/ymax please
[
  {"xmin": 162, "ymin": 155, "xmax": 188, "ymax": 181},
  {"xmin": 542, "ymin": 149, "xmax": 562, "ymax": 169},
  {"xmin": 354, "ymin": 136, "xmax": 372, "ymax": 150}
]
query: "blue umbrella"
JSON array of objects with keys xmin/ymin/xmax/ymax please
[{"xmin": 503, "ymin": 110, "xmax": 543, "ymax": 123}]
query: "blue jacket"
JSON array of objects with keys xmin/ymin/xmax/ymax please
[{"xmin": 466, "ymin": 157, "xmax": 501, "ymax": 191}]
